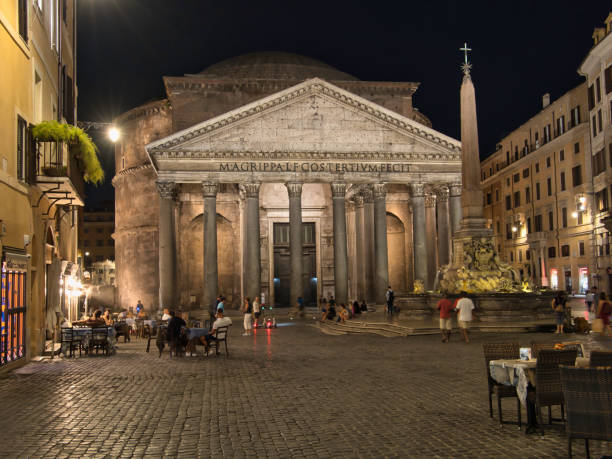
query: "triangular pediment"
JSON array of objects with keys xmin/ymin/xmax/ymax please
[{"xmin": 146, "ymin": 78, "xmax": 460, "ymax": 162}]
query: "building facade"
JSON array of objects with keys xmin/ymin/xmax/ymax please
[
  {"xmin": 481, "ymin": 84, "xmax": 593, "ymax": 293},
  {"xmin": 579, "ymin": 12, "xmax": 612, "ymax": 294},
  {"xmin": 114, "ymin": 52, "xmax": 463, "ymax": 312},
  {"xmin": 80, "ymin": 205, "xmax": 114, "ymax": 268},
  {"xmin": 1, "ymin": 0, "xmax": 81, "ymax": 370}
]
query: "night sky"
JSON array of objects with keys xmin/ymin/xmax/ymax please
[{"xmin": 77, "ymin": 0, "xmax": 611, "ymax": 205}]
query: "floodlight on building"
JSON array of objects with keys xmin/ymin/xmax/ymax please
[
  {"xmin": 579, "ymin": 196, "xmax": 586, "ymax": 203},
  {"xmin": 108, "ymin": 127, "xmax": 120, "ymax": 143},
  {"xmin": 511, "ymin": 226, "xmax": 518, "ymax": 232},
  {"xmin": 85, "ymin": 251, "xmax": 90, "ymax": 256},
  {"xmin": 572, "ymin": 211, "xmax": 579, "ymax": 218}
]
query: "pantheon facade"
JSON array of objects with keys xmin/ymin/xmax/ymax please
[{"xmin": 113, "ymin": 52, "xmax": 462, "ymax": 311}]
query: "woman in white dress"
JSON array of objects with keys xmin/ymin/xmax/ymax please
[{"xmin": 243, "ymin": 297, "xmax": 253, "ymax": 336}]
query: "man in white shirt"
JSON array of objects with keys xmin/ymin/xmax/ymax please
[
  {"xmin": 199, "ymin": 310, "xmax": 232, "ymax": 352},
  {"xmin": 454, "ymin": 292, "xmax": 476, "ymax": 343}
]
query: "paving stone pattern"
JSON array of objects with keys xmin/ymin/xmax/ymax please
[{"xmin": 0, "ymin": 323, "xmax": 611, "ymax": 458}]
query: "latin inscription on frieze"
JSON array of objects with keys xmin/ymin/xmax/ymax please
[{"xmin": 219, "ymin": 162, "xmax": 411, "ymax": 173}]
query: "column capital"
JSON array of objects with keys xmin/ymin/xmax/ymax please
[
  {"xmin": 410, "ymin": 183, "xmax": 425, "ymax": 197},
  {"xmin": 240, "ymin": 182, "xmax": 261, "ymax": 198},
  {"xmin": 285, "ymin": 182, "xmax": 303, "ymax": 198},
  {"xmin": 331, "ymin": 182, "xmax": 347, "ymax": 198},
  {"xmin": 449, "ymin": 183, "xmax": 462, "ymax": 197},
  {"xmin": 362, "ymin": 186, "xmax": 374, "ymax": 204},
  {"xmin": 435, "ymin": 186, "xmax": 450, "ymax": 202},
  {"xmin": 156, "ymin": 181, "xmax": 177, "ymax": 199},
  {"xmin": 202, "ymin": 181, "xmax": 219, "ymax": 198},
  {"xmin": 425, "ymin": 193, "xmax": 436, "ymax": 208},
  {"xmin": 353, "ymin": 194, "xmax": 364, "ymax": 207},
  {"xmin": 372, "ymin": 183, "xmax": 387, "ymax": 200}
]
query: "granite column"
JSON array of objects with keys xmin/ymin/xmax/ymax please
[
  {"xmin": 156, "ymin": 181, "xmax": 177, "ymax": 311},
  {"xmin": 449, "ymin": 183, "xmax": 462, "ymax": 238},
  {"xmin": 332, "ymin": 182, "xmax": 348, "ymax": 305},
  {"xmin": 411, "ymin": 184, "xmax": 428, "ymax": 289},
  {"xmin": 202, "ymin": 182, "xmax": 219, "ymax": 312},
  {"xmin": 243, "ymin": 183, "xmax": 261, "ymax": 301},
  {"xmin": 373, "ymin": 183, "xmax": 389, "ymax": 304},
  {"xmin": 286, "ymin": 182, "xmax": 303, "ymax": 307},
  {"xmin": 436, "ymin": 187, "xmax": 451, "ymax": 266}
]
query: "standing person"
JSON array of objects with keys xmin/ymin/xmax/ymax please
[
  {"xmin": 386, "ymin": 286, "xmax": 395, "ymax": 316},
  {"xmin": 592, "ymin": 286, "xmax": 600, "ymax": 316},
  {"xmin": 253, "ymin": 296, "xmax": 261, "ymax": 327},
  {"xmin": 436, "ymin": 292, "xmax": 455, "ymax": 343},
  {"xmin": 551, "ymin": 292, "xmax": 567, "ymax": 334},
  {"xmin": 454, "ymin": 292, "xmax": 476, "ymax": 343},
  {"xmin": 136, "ymin": 300, "xmax": 144, "ymax": 313},
  {"xmin": 596, "ymin": 292, "xmax": 612, "ymax": 336},
  {"xmin": 242, "ymin": 297, "xmax": 253, "ymax": 336},
  {"xmin": 352, "ymin": 299, "xmax": 361, "ymax": 317}
]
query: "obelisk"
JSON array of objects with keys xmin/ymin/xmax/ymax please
[{"xmin": 436, "ymin": 44, "xmax": 519, "ymax": 294}]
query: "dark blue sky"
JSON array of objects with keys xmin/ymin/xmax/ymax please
[{"xmin": 77, "ymin": 0, "xmax": 611, "ymax": 204}]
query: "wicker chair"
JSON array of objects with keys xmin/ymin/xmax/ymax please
[
  {"xmin": 483, "ymin": 343, "xmax": 521, "ymax": 427},
  {"xmin": 527, "ymin": 349, "xmax": 577, "ymax": 433},
  {"xmin": 560, "ymin": 366, "xmax": 612, "ymax": 458},
  {"xmin": 530, "ymin": 341, "xmax": 556, "ymax": 358},
  {"xmin": 589, "ymin": 350, "xmax": 612, "ymax": 367}
]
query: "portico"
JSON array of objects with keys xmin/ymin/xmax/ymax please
[{"xmin": 145, "ymin": 78, "xmax": 461, "ymax": 311}]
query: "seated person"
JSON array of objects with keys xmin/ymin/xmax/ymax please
[
  {"xmin": 137, "ymin": 308, "xmax": 148, "ymax": 319},
  {"xmin": 161, "ymin": 308, "xmax": 172, "ymax": 321},
  {"xmin": 117, "ymin": 309, "xmax": 128, "ymax": 320},
  {"xmin": 126, "ymin": 309, "xmax": 135, "ymax": 319},
  {"xmin": 166, "ymin": 310, "xmax": 187, "ymax": 354},
  {"xmin": 321, "ymin": 303, "xmax": 336, "ymax": 322},
  {"xmin": 102, "ymin": 310, "xmax": 113, "ymax": 325},
  {"xmin": 83, "ymin": 310, "xmax": 106, "ymax": 327},
  {"xmin": 360, "ymin": 301, "xmax": 367, "ymax": 312},
  {"xmin": 352, "ymin": 300, "xmax": 361, "ymax": 316},
  {"xmin": 198, "ymin": 310, "xmax": 232, "ymax": 351},
  {"xmin": 337, "ymin": 304, "xmax": 349, "ymax": 323}
]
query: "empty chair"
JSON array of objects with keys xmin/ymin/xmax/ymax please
[
  {"xmin": 530, "ymin": 341, "xmax": 556, "ymax": 359},
  {"xmin": 90, "ymin": 328, "xmax": 110, "ymax": 356},
  {"xmin": 483, "ymin": 343, "xmax": 521, "ymax": 427},
  {"xmin": 560, "ymin": 365, "xmax": 612, "ymax": 458},
  {"xmin": 60, "ymin": 327, "xmax": 80, "ymax": 357},
  {"xmin": 528, "ymin": 349, "xmax": 577, "ymax": 432},
  {"xmin": 589, "ymin": 350, "xmax": 612, "ymax": 367}
]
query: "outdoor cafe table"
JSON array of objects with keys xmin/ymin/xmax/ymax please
[
  {"xmin": 69, "ymin": 326, "xmax": 116, "ymax": 354},
  {"xmin": 187, "ymin": 328, "xmax": 209, "ymax": 340},
  {"xmin": 489, "ymin": 357, "xmax": 589, "ymax": 405}
]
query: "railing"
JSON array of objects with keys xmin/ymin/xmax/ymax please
[{"xmin": 35, "ymin": 140, "xmax": 85, "ymax": 197}]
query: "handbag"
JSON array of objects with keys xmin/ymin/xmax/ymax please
[{"xmin": 592, "ymin": 318, "xmax": 604, "ymax": 333}]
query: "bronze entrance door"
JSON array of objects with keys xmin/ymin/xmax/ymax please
[{"xmin": 273, "ymin": 222, "xmax": 317, "ymax": 307}]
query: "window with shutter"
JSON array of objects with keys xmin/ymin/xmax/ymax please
[
  {"xmin": 18, "ymin": 0, "xmax": 28, "ymax": 41},
  {"xmin": 560, "ymin": 172, "xmax": 566, "ymax": 191},
  {"xmin": 588, "ymin": 85, "xmax": 595, "ymax": 110},
  {"xmin": 596, "ymin": 77, "xmax": 601, "ymax": 103},
  {"xmin": 572, "ymin": 165, "xmax": 582, "ymax": 187},
  {"xmin": 16, "ymin": 116, "xmax": 27, "ymax": 181}
]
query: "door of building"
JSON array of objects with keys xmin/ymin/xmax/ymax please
[{"xmin": 273, "ymin": 222, "xmax": 317, "ymax": 307}]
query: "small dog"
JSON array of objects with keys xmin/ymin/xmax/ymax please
[{"xmin": 573, "ymin": 317, "xmax": 590, "ymax": 334}]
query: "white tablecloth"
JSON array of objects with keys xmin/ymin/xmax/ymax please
[{"xmin": 489, "ymin": 359, "xmax": 535, "ymax": 405}]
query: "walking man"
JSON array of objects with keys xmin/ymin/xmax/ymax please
[
  {"xmin": 436, "ymin": 292, "xmax": 455, "ymax": 343},
  {"xmin": 386, "ymin": 286, "xmax": 395, "ymax": 316},
  {"xmin": 454, "ymin": 291, "xmax": 476, "ymax": 343}
]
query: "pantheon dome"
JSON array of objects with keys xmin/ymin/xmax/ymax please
[{"xmin": 196, "ymin": 51, "xmax": 359, "ymax": 81}]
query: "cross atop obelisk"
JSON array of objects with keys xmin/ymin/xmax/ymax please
[{"xmin": 460, "ymin": 42, "xmax": 472, "ymax": 75}]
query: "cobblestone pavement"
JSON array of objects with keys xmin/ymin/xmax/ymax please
[{"xmin": 1, "ymin": 322, "xmax": 611, "ymax": 458}]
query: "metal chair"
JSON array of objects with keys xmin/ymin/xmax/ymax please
[
  {"xmin": 207, "ymin": 326, "xmax": 229, "ymax": 358},
  {"xmin": 589, "ymin": 350, "xmax": 612, "ymax": 367},
  {"xmin": 528, "ymin": 349, "xmax": 577, "ymax": 433},
  {"xmin": 560, "ymin": 365, "xmax": 612, "ymax": 458},
  {"xmin": 90, "ymin": 328, "xmax": 110, "ymax": 356},
  {"xmin": 530, "ymin": 341, "xmax": 556, "ymax": 358},
  {"xmin": 60, "ymin": 327, "xmax": 80, "ymax": 357},
  {"xmin": 482, "ymin": 343, "xmax": 521, "ymax": 427}
]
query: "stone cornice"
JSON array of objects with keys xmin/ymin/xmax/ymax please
[
  {"xmin": 152, "ymin": 150, "xmax": 459, "ymax": 162},
  {"xmin": 148, "ymin": 78, "xmax": 461, "ymax": 155},
  {"xmin": 164, "ymin": 76, "xmax": 419, "ymax": 97},
  {"xmin": 111, "ymin": 163, "xmax": 154, "ymax": 186},
  {"xmin": 114, "ymin": 99, "xmax": 171, "ymax": 125}
]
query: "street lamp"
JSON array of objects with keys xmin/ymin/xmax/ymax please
[{"xmin": 108, "ymin": 126, "xmax": 120, "ymax": 142}]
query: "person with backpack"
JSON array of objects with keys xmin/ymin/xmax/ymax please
[{"xmin": 386, "ymin": 286, "xmax": 395, "ymax": 316}]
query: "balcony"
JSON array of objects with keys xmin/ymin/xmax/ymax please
[{"xmin": 34, "ymin": 140, "xmax": 85, "ymax": 207}]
